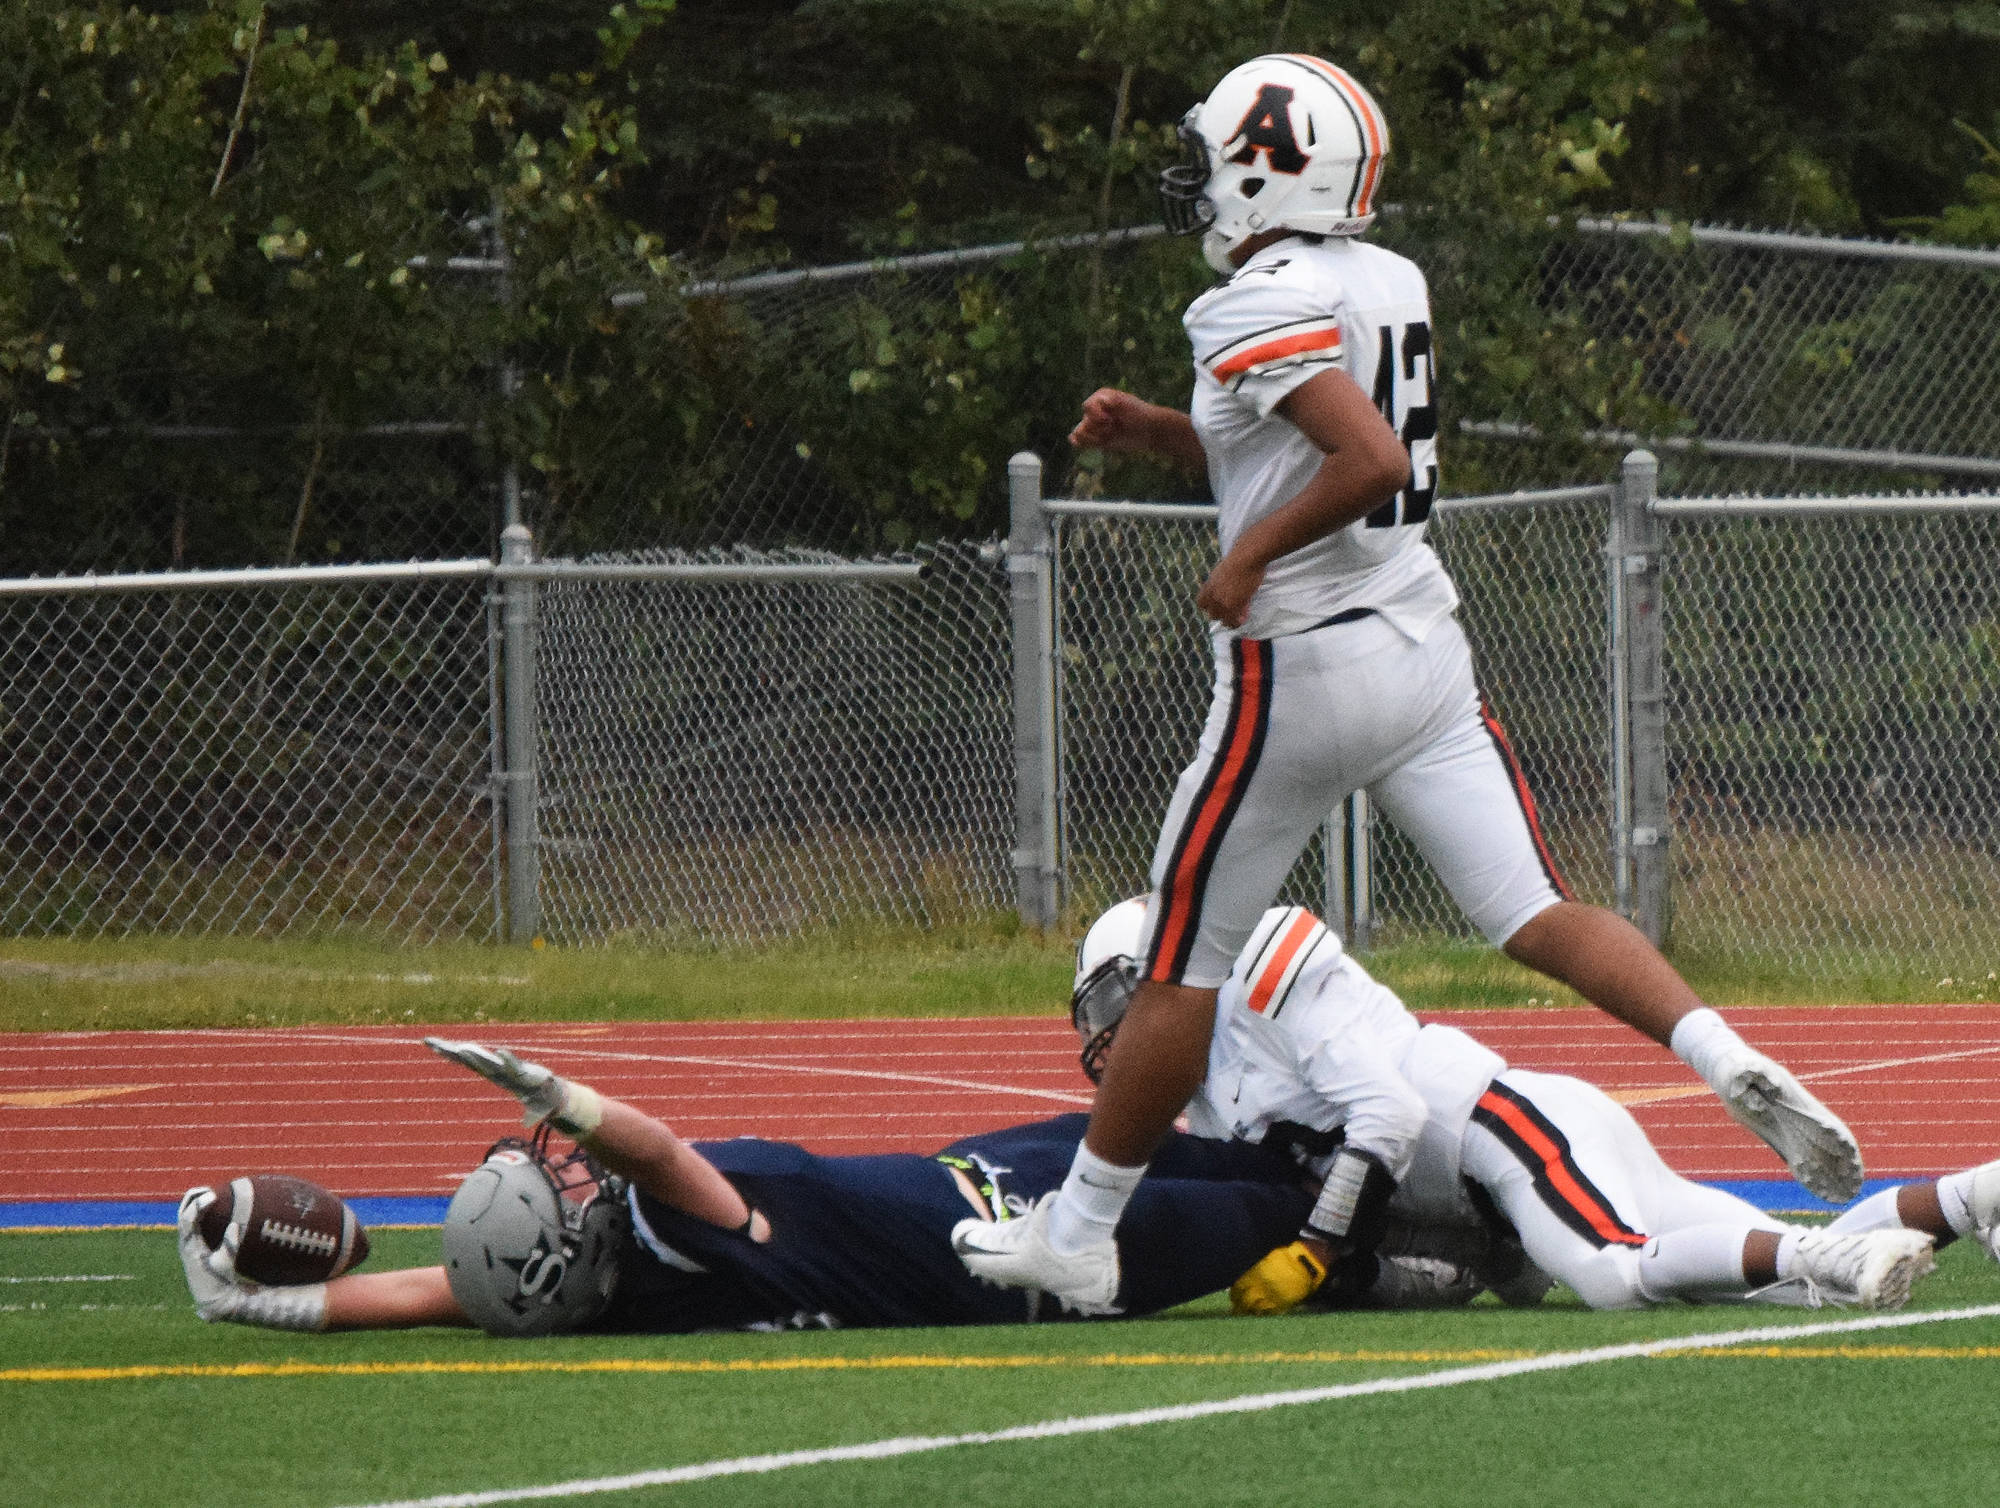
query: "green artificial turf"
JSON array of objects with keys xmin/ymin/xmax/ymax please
[{"xmin": 6, "ymin": 1226, "xmax": 1999, "ymax": 1507}]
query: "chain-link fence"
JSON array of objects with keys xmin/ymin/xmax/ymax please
[
  {"xmin": 546, "ymin": 220, "xmax": 2000, "ymax": 564},
  {"xmin": 2, "ymin": 207, "xmax": 506, "ymax": 577},
  {"xmin": 0, "ymin": 546, "xmax": 1017, "ymax": 947},
  {"xmin": 10, "ymin": 477, "xmax": 2000, "ymax": 977},
  {"xmin": 11, "ymin": 219, "xmax": 1996, "ymax": 583},
  {"xmin": 531, "ymin": 542, "xmax": 1014, "ymax": 945},
  {"xmin": 5, "ymin": 218, "xmax": 2000, "ymax": 976},
  {"xmin": 1657, "ymin": 498, "xmax": 2000, "ymax": 978},
  {"xmin": 0, "ymin": 569, "xmax": 499, "ymax": 939},
  {"xmin": 1442, "ymin": 221, "xmax": 2000, "ymax": 499},
  {"xmin": 1044, "ymin": 470, "xmax": 2000, "ymax": 982}
]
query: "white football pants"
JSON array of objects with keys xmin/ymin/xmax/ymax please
[
  {"xmin": 1140, "ymin": 613, "xmax": 1566, "ymax": 987},
  {"xmin": 1461, "ymin": 1069, "xmax": 1793, "ymax": 1310}
]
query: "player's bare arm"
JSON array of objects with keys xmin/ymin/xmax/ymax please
[
  {"xmin": 425, "ymin": 1037, "xmax": 765, "ymax": 1237},
  {"xmin": 1069, "ymin": 387, "xmax": 1207, "ymax": 474},
  {"xmin": 582, "ymin": 1095, "xmax": 766, "ymax": 1237},
  {"xmin": 1194, "ymin": 368, "xmax": 1410, "ymax": 628},
  {"xmin": 322, "ymin": 1264, "xmax": 469, "ymax": 1330}
]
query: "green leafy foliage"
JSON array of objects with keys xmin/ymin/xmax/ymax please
[
  {"xmin": 4, "ymin": 0, "xmax": 1999, "ymax": 565},
  {"xmin": 0, "ymin": 1, "xmax": 675, "ymax": 568}
]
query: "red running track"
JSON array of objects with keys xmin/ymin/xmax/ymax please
[{"xmin": 4, "ymin": 1006, "xmax": 2000, "ymax": 1203}]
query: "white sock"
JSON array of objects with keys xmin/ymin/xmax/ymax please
[
  {"xmin": 1826, "ymin": 1187, "xmax": 1904, "ymax": 1235},
  {"xmin": 1669, "ymin": 1006, "xmax": 1745, "ymax": 1089},
  {"xmin": 1935, "ymin": 1164, "xmax": 1995, "ymax": 1239},
  {"xmin": 1635, "ymin": 1222, "xmax": 1756, "ymax": 1301},
  {"xmin": 1045, "ymin": 1145, "xmax": 1146, "ymax": 1255}
]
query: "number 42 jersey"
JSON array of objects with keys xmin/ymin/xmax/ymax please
[{"xmin": 1184, "ymin": 235, "xmax": 1459, "ymax": 642}]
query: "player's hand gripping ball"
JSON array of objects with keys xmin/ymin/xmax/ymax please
[{"xmin": 190, "ymin": 1174, "xmax": 370, "ymax": 1285}]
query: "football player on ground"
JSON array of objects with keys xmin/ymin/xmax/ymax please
[
  {"xmin": 954, "ymin": 52, "xmax": 1862, "ymax": 1314},
  {"xmin": 1038, "ymin": 898, "xmax": 2000, "ymax": 1317},
  {"xmin": 176, "ymin": 1037, "xmax": 1321, "ymax": 1335}
]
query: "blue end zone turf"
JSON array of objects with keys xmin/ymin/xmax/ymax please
[
  {"xmin": 0, "ymin": 1195, "xmax": 453, "ymax": 1229},
  {"xmin": 0, "ymin": 1183, "xmax": 1894, "ymax": 1230}
]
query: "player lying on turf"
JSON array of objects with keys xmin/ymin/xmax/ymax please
[
  {"xmin": 1007, "ymin": 898, "xmax": 2000, "ymax": 1316},
  {"xmin": 179, "ymin": 1037, "xmax": 1350, "ymax": 1335}
]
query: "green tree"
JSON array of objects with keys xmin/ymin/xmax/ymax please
[{"xmin": 0, "ymin": 0, "xmax": 673, "ymax": 568}]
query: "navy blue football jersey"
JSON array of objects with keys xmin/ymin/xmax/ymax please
[{"xmin": 599, "ymin": 1115, "xmax": 1310, "ymax": 1333}]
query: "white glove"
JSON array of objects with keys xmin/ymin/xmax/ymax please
[
  {"xmin": 176, "ymin": 1187, "xmax": 327, "ymax": 1331},
  {"xmin": 177, "ymin": 1187, "xmax": 247, "ymax": 1321},
  {"xmin": 425, "ymin": 1037, "xmax": 602, "ymax": 1136}
]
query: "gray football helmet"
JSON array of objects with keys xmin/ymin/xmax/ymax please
[{"xmin": 441, "ymin": 1131, "xmax": 629, "ymax": 1337}]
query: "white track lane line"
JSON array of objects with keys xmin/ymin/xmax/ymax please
[
  {"xmin": 169, "ymin": 1029, "xmax": 1097, "ymax": 1110},
  {"xmin": 340, "ymin": 1304, "xmax": 2000, "ymax": 1508},
  {"xmin": 1789, "ymin": 1043, "xmax": 2000, "ymax": 1084}
]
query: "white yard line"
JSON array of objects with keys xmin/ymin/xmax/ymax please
[{"xmin": 341, "ymin": 1304, "xmax": 2000, "ymax": 1508}]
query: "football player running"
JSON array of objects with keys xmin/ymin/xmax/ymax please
[
  {"xmin": 1030, "ymin": 899, "xmax": 2000, "ymax": 1317},
  {"xmin": 954, "ymin": 53, "xmax": 1862, "ymax": 1313},
  {"xmin": 176, "ymin": 1037, "xmax": 1318, "ymax": 1335}
]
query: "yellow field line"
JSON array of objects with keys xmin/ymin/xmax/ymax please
[
  {"xmin": 1684, "ymin": 1344, "xmax": 2000, "ymax": 1359},
  {"xmin": 10, "ymin": 1343, "xmax": 2000, "ymax": 1384}
]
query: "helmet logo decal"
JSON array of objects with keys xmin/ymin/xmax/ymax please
[
  {"xmin": 1223, "ymin": 84, "xmax": 1308, "ymax": 176},
  {"xmin": 514, "ymin": 1245, "xmax": 568, "ymax": 1300}
]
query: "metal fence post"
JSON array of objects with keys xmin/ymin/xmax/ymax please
[
  {"xmin": 489, "ymin": 195, "xmax": 525, "ymax": 536},
  {"xmin": 1614, "ymin": 450, "xmax": 1669, "ymax": 944},
  {"xmin": 1322, "ymin": 793, "xmax": 1374, "ymax": 949},
  {"xmin": 1347, "ymin": 792, "xmax": 1374, "ymax": 950},
  {"xmin": 1008, "ymin": 451, "xmax": 1061, "ymax": 929},
  {"xmin": 499, "ymin": 522, "xmax": 542, "ymax": 941}
]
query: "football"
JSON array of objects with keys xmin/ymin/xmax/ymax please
[{"xmin": 192, "ymin": 1174, "xmax": 370, "ymax": 1286}]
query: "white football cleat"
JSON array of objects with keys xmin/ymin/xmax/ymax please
[
  {"xmin": 1713, "ymin": 1047, "xmax": 1864, "ymax": 1203},
  {"xmin": 1965, "ymin": 1159, "xmax": 2000, "ymax": 1263},
  {"xmin": 951, "ymin": 1195, "xmax": 1121, "ymax": 1316},
  {"xmin": 1787, "ymin": 1227, "xmax": 1935, "ymax": 1310}
]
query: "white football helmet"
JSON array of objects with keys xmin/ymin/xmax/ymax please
[
  {"xmin": 1071, "ymin": 897, "xmax": 1148, "ymax": 1083},
  {"xmin": 1160, "ymin": 53, "xmax": 1391, "ymax": 274}
]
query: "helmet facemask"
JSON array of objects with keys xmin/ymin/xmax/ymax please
[
  {"xmin": 1158, "ymin": 110, "xmax": 1216, "ymax": 237},
  {"xmin": 1071, "ymin": 955, "xmax": 1137, "ymax": 1085}
]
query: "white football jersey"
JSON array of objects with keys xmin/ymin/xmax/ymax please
[
  {"xmin": 1183, "ymin": 235, "xmax": 1459, "ymax": 641},
  {"xmin": 1186, "ymin": 906, "xmax": 1505, "ymax": 1221}
]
